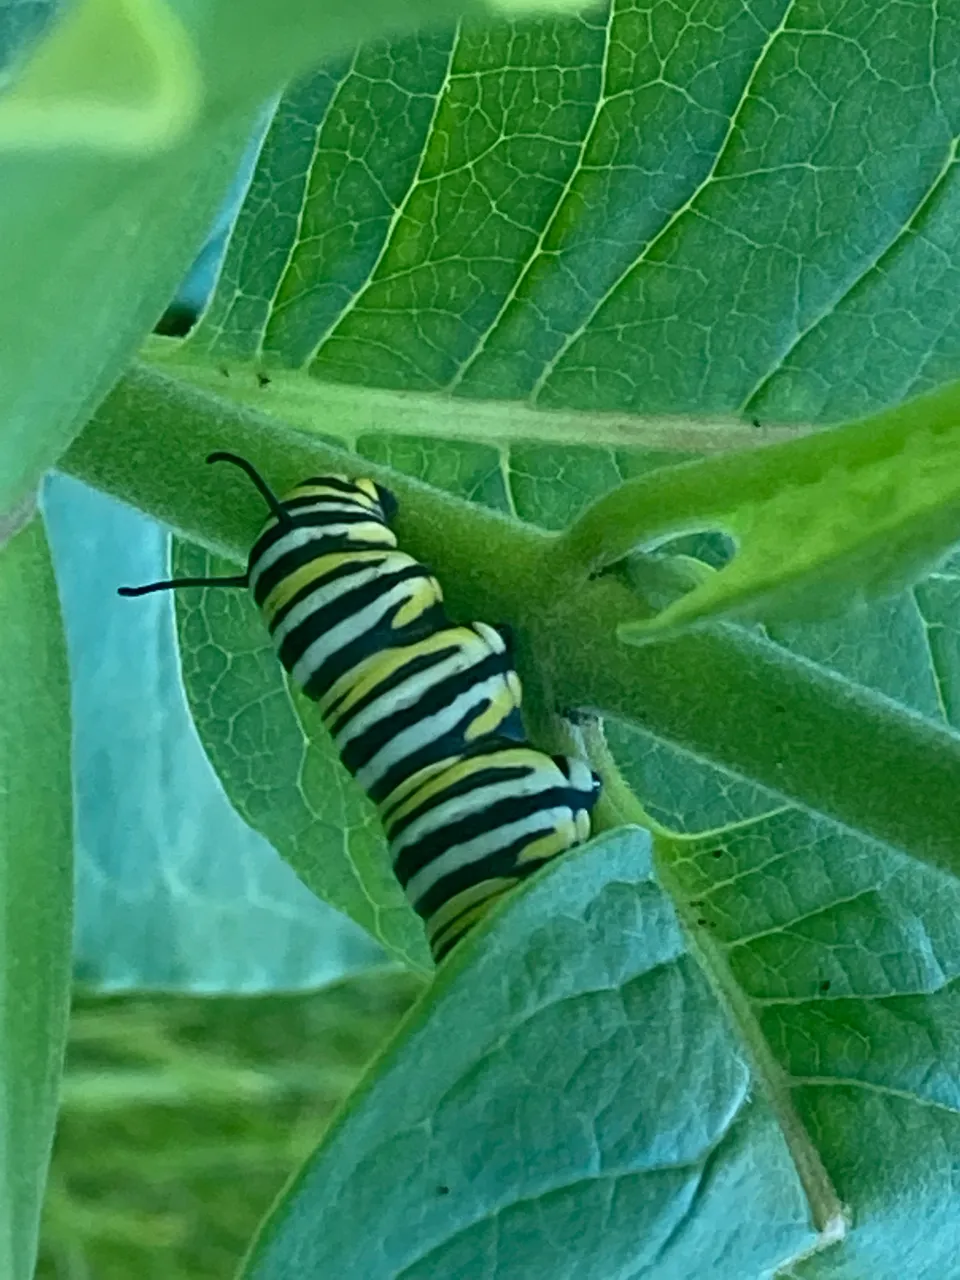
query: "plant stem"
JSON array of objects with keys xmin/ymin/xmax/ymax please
[{"xmin": 62, "ymin": 361, "xmax": 960, "ymax": 884}]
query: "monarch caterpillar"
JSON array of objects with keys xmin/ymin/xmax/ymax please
[{"xmin": 120, "ymin": 453, "xmax": 601, "ymax": 962}]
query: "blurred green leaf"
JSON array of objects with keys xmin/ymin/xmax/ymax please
[
  {"xmin": 38, "ymin": 974, "xmax": 421, "ymax": 1279},
  {"xmin": 0, "ymin": 0, "xmax": 529, "ymax": 516},
  {"xmin": 0, "ymin": 513, "xmax": 72, "ymax": 1280},
  {"xmin": 0, "ymin": 0, "xmax": 201, "ymax": 153},
  {"xmin": 0, "ymin": 0, "xmax": 251, "ymax": 517},
  {"xmin": 245, "ymin": 829, "xmax": 827, "ymax": 1278}
]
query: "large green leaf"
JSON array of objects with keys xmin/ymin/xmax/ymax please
[
  {"xmin": 181, "ymin": 1, "xmax": 960, "ymax": 422},
  {"xmin": 656, "ymin": 808, "xmax": 960, "ymax": 1279},
  {"xmin": 244, "ymin": 829, "xmax": 827, "ymax": 1279},
  {"xmin": 0, "ymin": 513, "xmax": 72, "ymax": 1279}
]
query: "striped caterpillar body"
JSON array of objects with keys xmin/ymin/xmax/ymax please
[{"xmin": 120, "ymin": 453, "xmax": 601, "ymax": 962}]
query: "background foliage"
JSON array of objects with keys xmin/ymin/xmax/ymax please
[{"xmin": 1, "ymin": 0, "xmax": 960, "ymax": 1277}]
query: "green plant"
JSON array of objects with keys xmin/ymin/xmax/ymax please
[{"xmin": 4, "ymin": 1, "xmax": 960, "ymax": 1276}]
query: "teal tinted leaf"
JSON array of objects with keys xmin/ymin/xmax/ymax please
[
  {"xmin": 171, "ymin": 541, "xmax": 432, "ymax": 973},
  {"xmin": 656, "ymin": 808, "xmax": 960, "ymax": 1278},
  {"xmin": 44, "ymin": 475, "xmax": 385, "ymax": 992},
  {"xmin": 0, "ymin": 513, "xmax": 72, "ymax": 1279},
  {"xmin": 245, "ymin": 829, "xmax": 826, "ymax": 1279}
]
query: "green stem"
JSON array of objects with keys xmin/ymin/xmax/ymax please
[
  {"xmin": 62, "ymin": 362, "xmax": 960, "ymax": 885},
  {"xmin": 577, "ymin": 716, "xmax": 665, "ymax": 836}
]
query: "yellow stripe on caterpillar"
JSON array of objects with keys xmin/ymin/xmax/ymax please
[
  {"xmin": 318, "ymin": 627, "xmax": 481, "ymax": 721},
  {"xmin": 283, "ymin": 481, "xmax": 380, "ymax": 510},
  {"xmin": 426, "ymin": 878, "xmax": 518, "ymax": 953},
  {"xmin": 464, "ymin": 682, "xmax": 521, "ymax": 740},
  {"xmin": 261, "ymin": 550, "xmax": 387, "ymax": 623},
  {"xmin": 391, "ymin": 575, "xmax": 443, "ymax": 629},
  {"xmin": 379, "ymin": 747, "xmax": 550, "ymax": 835},
  {"xmin": 354, "ymin": 478, "xmax": 382, "ymax": 505},
  {"xmin": 515, "ymin": 820, "xmax": 579, "ymax": 864},
  {"xmin": 376, "ymin": 754, "xmax": 464, "ymax": 825}
]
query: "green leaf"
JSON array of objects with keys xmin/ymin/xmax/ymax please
[
  {"xmin": 0, "ymin": 0, "xmax": 256, "ymax": 518},
  {"xmin": 655, "ymin": 809, "xmax": 960, "ymax": 1277},
  {"xmin": 171, "ymin": 542, "xmax": 432, "ymax": 973},
  {"xmin": 598, "ymin": 569, "xmax": 960, "ymax": 1275},
  {"xmin": 546, "ymin": 380, "xmax": 960, "ymax": 644},
  {"xmin": 244, "ymin": 829, "xmax": 828, "ymax": 1279},
  {"xmin": 182, "ymin": 4, "xmax": 960, "ymax": 428},
  {"xmin": 0, "ymin": 513, "xmax": 72, "ymax": 1280}
]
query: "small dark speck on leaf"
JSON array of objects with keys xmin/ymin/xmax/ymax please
[
  {"xmin": 256, "ymin": 371, "xmax": 271, "ymax": 388},
  {"xmin": 218, "ymin": 365, "xmax": 230, "ymax": 377},
  {"xmin": 436, "ymin": 1185, "xmax": 450, "ymax": 1196},
  {"xmin": 819, "ymin": 980, "xmax": 831, "ymax": 993},
  {"xmin": 697, "ymin": 918, "xmax": 708, "ymax": 927},
  {"xmin": 751, "ymin": 417, "xmax": 762, "ymax": 428},
  {"xmin": 774, "ymin": 704, "xmax": 786, "ymax": 714},
  {"xmin": 709, "ymin": 849, "xmax": 723, "ymax": 859}
]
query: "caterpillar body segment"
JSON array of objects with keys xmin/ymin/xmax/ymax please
[{"xmin": 119, "ymin": 456, "xmax": 600, "ymax": 962}]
